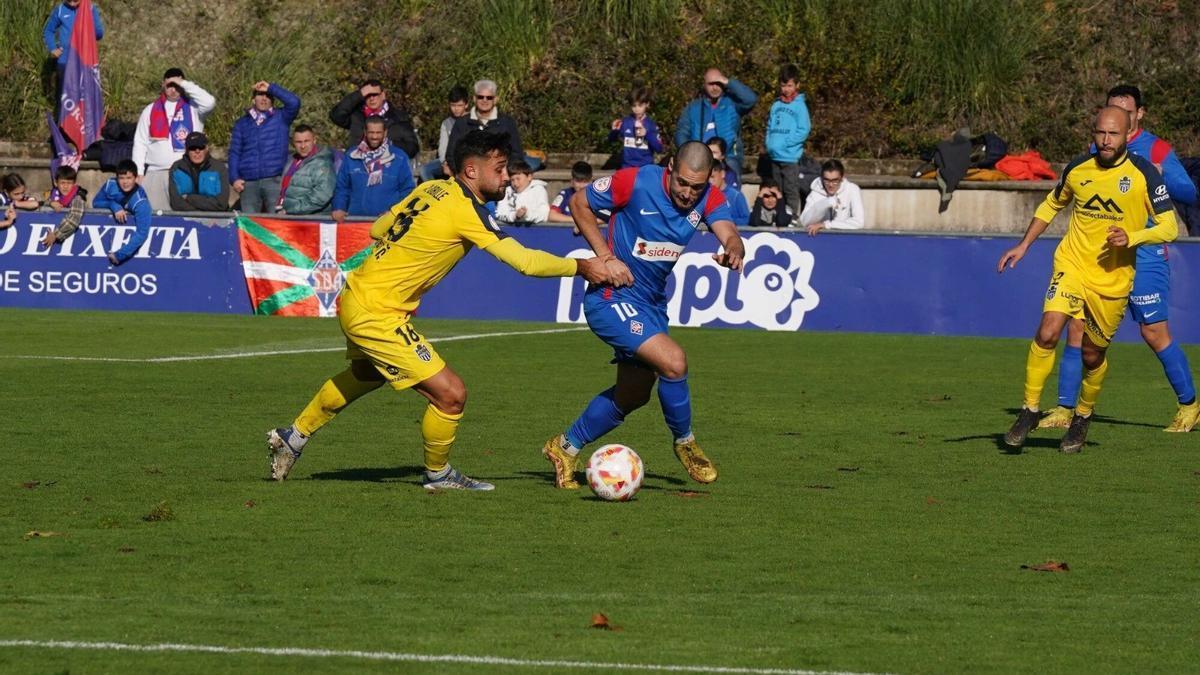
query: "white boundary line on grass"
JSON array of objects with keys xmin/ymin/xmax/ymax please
[
  {"xmin": 0, "ymin": 639, "xmax": 878, "ymax": 675},
  {"xmin": 0, "ymin": 327, "xmax": 589, "ymax": 364}
]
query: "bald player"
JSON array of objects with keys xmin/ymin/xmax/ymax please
[
  {"xmin": 541, "ymin": 141, "xmax": 746, "ymax": 488},
  {"xmin": 998, "ymin": 106, "xmax": 1180, "ymax": 453}
]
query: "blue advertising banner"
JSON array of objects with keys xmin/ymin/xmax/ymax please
[
  {"xmin": 0, "ymin": 213, "xmax": 251, "ymax": 313},
  {"xmin": 417, "ymin": 227, "xmax": 1200, "ymax": 344},
  {"xmin": 4, "ymin": 211, "xmax": 1199, "ymax": 345}
]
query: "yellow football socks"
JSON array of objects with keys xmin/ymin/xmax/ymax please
[
  {"xmin": 1075, "ymin": 358, "xmax": 1109, "ymax": 418},
  {"xmin": 1023, "ymin": 342, "xmax": 1056, "ymax": 410},
  {"xmin": 294, "ymin": 367, "xmax": 385, "ymax": 436},
  {"xmin": 421, "ymin": 404, "xmax": 463, "ymax": 472}
]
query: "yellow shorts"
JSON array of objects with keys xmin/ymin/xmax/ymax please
[
  {"xmin": 1041, "ymin": 266, "xmax": 1127, "ymax": 348},
  {"xmin": 339, "ymin": 309, "xmax": 446, "ymax": 390}
]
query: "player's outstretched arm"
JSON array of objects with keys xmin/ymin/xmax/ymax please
[
  {"xmin": 482, "ymin": 237, "xmax": 609, "ymax": 285},
  {"xmin": 997, "ymin": 217, "xmax": 1050, "ymax": 273},
  {"xmin": 708, "ymin": 219, "xmax": 745, "ymax": 271},
  {"xmin": 570, "ymin": 189, "xmax": 633, "ymax": 287}
]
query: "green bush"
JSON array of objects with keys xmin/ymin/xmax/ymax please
[{"xmin": 3, "ymin": 0, "xmax": 1198, "ymax": 163}]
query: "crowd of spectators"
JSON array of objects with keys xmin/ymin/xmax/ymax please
[{"xmin": 28, "ymin": 0, "xmax": 867, "ymax": 240}]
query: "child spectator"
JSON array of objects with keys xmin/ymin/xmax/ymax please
[
  {"xmin": 46, "ymin": 165, "xmax": 85, "ymax": 212},
  {"xmin": 41, "ymin": 167, "xmax": 89, "ymax": 247},
  {"xmin": 93, "ymin": 159, "xmax": 152, "ymax": 265},
  {"xmin": 706, "ymin": 137, "xmax": 740, "ymax": 191},
  {"xmin": 2, "ymin": 173, "xmax": 43, "ymax": 211},
  {"xmin": 421, "ymin": 85, "xmax": 470, "ymax": 182},
  {"xmin": 709, "ymin": 162, "xmax": 749, "ymax": 227},
  {"xmin": 609, "ymin": 86, "xmax": 663, "ymax": 168},
  {"xmin": 548, "ymin": 161, "xmax": 592, "ymax": 224},
  {"xmin": 495, "ymin": 159, "xmax": 549, "ymax": 226},
  {"xmin": 749, "ymin": 180, "xmax": 793, "ymax": 228},
  {"xmin": 2, "ymin": 173, "xmax": 41, "ymax": 228}
]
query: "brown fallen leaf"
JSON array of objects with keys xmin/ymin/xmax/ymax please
[
  {"xmin": 1021, "ymin": 560, "xmax": 1070, "ymax": 572},
  {"xmin": 118, "ymin": 547, "xmax": 135, "ymax": 553},
  {"xmin": 805, "ymin": 484, "xmax": 835, "ymax": 490},
  {"xmin": 589, "ymin": 613, "xmax": 623, "ymax": 631},
  {"xmin": 23, "ymin": 530, "xmax": 63, "ymax": 540},
  {"xmin": 671, "ymin": 491, "xmax": 710, "ymax": 499},
  {"xmin": 244, "ymin": 500, "xmax": 256, "ymax": 508},
  {"xmin": 925, "ymin": 496, "xmax": 942, "ymax": 505},
  {"xmin": 21, "ymin": 481, "xmax": 40, "ymax": 489}
]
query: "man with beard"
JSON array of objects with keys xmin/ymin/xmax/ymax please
[
  {"xmin": 266, "ymin": 131, "xmax": 613, "ymax": 490},
  {"xmin": 998, "ymin": 107, "xmax": 1179, "ymax": 453}
]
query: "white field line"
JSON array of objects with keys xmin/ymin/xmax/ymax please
[
  {"xmin": 0, "ymin": 639, "xmax": 879, "ymax": 675},
  {"xmin": 0, "ymin": 327, "xmax": 588, "ymax": 364}
]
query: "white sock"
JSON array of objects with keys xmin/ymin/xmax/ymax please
[
  {"xmin": 560, "ymin": 436, "xmax": 581, "ymax": 457},
  {"xmin": 675, "ymin": 432, "xmax": 695, "ymax": 445},
  {"xmin": 426, "ymin": 465, "xmax": 451, "ymax": 480}
]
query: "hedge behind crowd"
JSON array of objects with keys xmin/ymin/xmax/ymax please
[{"xmin": 4, "ymin": 0, "xmax": 1200, "ymax": 162}]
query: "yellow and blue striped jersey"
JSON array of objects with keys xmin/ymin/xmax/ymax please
[{"xmin": 1035, "ymin": 150, "xmax": 1178, "ymax": 297}]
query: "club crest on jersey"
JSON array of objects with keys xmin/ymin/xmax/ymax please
[
  {"xmin": 687, "ymin": 210, "xmax": 701, "ymax": 228},
  {"xmin": 634, "ymin": 237, "xmax": 684, "ymax": 261},
  {"xmin": 594, "ymin": 176, "xmax": 612, "ymax": 192},
  {"xmin": 1119, "ymin": 176, "xmax": 1131, "ymax": 193},
  {"xmin": 414, "ymin": 344, "xmax": 432, "ymax": 362},
  {"xmin": 630, "ymin": 320, "xmax": 644, "ymax": 335}
]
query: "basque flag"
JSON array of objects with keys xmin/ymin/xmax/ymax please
[{"xmin": 58, "ymin": 0, "xmax": 104, "ymax": 158}]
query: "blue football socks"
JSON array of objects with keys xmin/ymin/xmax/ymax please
[
  {"xmin": 565, "ymin": 387, "xmax": 627, "ymax": 451},
  {"xmin": 657, "ymin": 375, "xmax": 693, "ymax": 441},
  {"xmin": 1057, "ymin": 345, "xmax": 1083, "ymax": 408},
  {"xmin": 1156, "ymin": 341, "xmax": 1196, "ymax": 404}
]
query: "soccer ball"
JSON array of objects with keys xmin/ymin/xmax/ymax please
[{"xmin": 586, "ymin": 444, "xmax": 644, "ymax": 501}]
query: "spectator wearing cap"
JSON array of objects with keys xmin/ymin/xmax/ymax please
[
  {"xmin": 329, "ymin": 79, "xmax": 419, "ymax": 159},
  {"xmin": 228, "ymin": 80, "xmax": 301, "ymax": 213},
  {"xmin": 132, "ymin": 67, "xmax": 216, "ymax": 211},
  {"xmin": 169, "ymin": 132, "xmax": 230, "ymax": 212},
  {"xmin": 331, "ymin": 116, "xmax": 415, "ymax": 223},
  {"xmin": 277, "ymin": 125, "xmax": 339, "ymax": 215},
  {"xmin": 43, "ymin": 0, "xmax": 104, "ymax": 116}
]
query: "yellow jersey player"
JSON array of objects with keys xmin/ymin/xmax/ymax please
[
  {"xmin": 998, "ymin": 106, "xmax": 1179, "ymax": 453},
  {"xmin": 267, "ymin": 130, "xmax": 610, "ymax": 489}
]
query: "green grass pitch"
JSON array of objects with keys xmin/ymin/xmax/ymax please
[{"xmin": 1, "ymin": 309, "xmax": 1198, "ymax": 674}]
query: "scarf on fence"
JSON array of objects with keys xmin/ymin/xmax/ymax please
[
  {"xmin": 248, "ymin": 107, "xmax": 274, "ymax": 126},
  {"xmin": 362, "ymin": 100, "xmax": 390, "ymax": 120},
  {"xmin": 50, "ymin": 184, "xmax": 79, "ymax": 206},
  {"xmin": 353, "ymin": 141, "xmax": 391, "ymax": 187},
  {"xmin": 149, "ymin": 96, "xmax": 194, "ymax": 152}
]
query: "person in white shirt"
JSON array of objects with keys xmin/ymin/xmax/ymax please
[
  {"xmin": 132, "ymin": 67, "xmax": 216, "ymax": 210},
  {"xmin": 495, "ymin": 159, "xmax": 549, "ymax": 226},
  {"xmin": 800, "ymin": 159, "xmax": 865, "ymax": 236}
]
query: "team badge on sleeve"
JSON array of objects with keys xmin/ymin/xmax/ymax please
[{"xmin": 594, "ymin": 176, "xmax": 612, "ymax": 192}]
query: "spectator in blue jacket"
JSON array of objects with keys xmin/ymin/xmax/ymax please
[
  {"xmin": 609, "ymin": 86, "xmax": 663, "ymax": 168},
  {"xmin": 229, "ymin": 81, "xmax": 301, "ymax": 213},
  {"xmin": 331, "ymin": 116, "xmax": 415, "ymax": 222},
  {"xmin": 765, "ymin": 64, "xmax": 813, "ymax": 219},
  {"xmin": 169, "ymin": 132, "xmax": 230, "ymax": 212},
  {"xmin": 43, "ymin": 0, "xmax": 104, "ymax": 114},
  {"xmin": 93, "ymin": 159, "xmax": 151, "ymax": 266},
  {"xmin": 674, "ymin": 67, "xmax": 757, "ymax": 178}
]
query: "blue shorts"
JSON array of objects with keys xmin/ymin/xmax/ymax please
[
  {"xmin": 1129, "ymin": 259, "xmax": 1169, "ymax": 325},
  {"xmin": 584, "ymin": 291, "xmax": 669, "ymax": 363}
]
